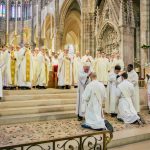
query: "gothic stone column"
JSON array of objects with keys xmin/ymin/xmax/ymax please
[{"xmin": 140, "ymin": 0, "xmax": 149, "ymax": 77}]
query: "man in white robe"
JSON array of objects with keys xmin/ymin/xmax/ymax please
[
  {"xmin": 32, "ymin": 48, "xmax": 39, "ymax": 87},
  {"xmin": 57, "ymin": 49, "xmax": 72, "ymax": 89},
  {"xmin": 113, "ymin": 54, "xmax": 124, "ymax": 71},
  {"xmin": 116, "ymin": 72, "xmax": 141, "ymax": 124},
  {"xmin": 81, "ymin": 73, "xmax": 107, "ymax": 130},
  {"xmin": 36, "ymin": 48, "xmax": 50, "ymax": 89},
  {"xmin": 127, "ymin": 64, "xmax": 140, "ymax": 112},
  {"xmin": 0, "ymin": 49, "xmax": 4, "ymax": 99},
  {"xmin": 81, "ymin": 50, "xmax": 94, "ymax": 69},
  {"xmin": 95, "ymin": 52, "xmax": 110, "ymax": 86},
  {"xmin": 2, "ymin": 45, "xmax": 18, "ymax": 89},
  {"xmin": 106, "ymin": 65, "xmax": 121, "ymax": 116},
  {"xmin": 76, "ymin": 62, "xmax": 91, "ymax": 121},
  {"xmin": 17, "ymin": 43, "xmax": 33, "ymax": 89},
  {"xmin": 73, "ymin": 51, "xmax": 81, "ymax": 88}
]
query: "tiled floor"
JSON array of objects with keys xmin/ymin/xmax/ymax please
[{"xmin": 0, "ymin": 110, "xmax": 149, "ymax": 147}]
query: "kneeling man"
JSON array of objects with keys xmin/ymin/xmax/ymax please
[
  {"xmin": 81, "ymin": 73, "xmax": 107, "ymax": 130},
  {"xmin": 117, "ymin": 72, "xmax": 141, "ymax": 124}
]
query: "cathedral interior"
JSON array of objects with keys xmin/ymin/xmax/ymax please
[{"xmin": 0, "ymin": 0, "xmax": 149, "ymax": 76}]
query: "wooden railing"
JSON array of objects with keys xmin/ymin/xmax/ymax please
[{"xmin": 0, "ymin": 130, "xmax": 113, "ymax": 150}]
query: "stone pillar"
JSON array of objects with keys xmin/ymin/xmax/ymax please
[
  {"xmin": 31, "ymin": 0, "xmax": 34, "ymax": 47},
  {"xmin": 140, "ymin": 0, "xmax": 150, "ymax": 77},
  {"xmin": 21, "ymin": 0, "xmax": 24, "ymax": 45},
  {"xmin": 89, "ymin": 13, "xmax": 95, "ymax": 57},
  {"xmin": 119, "ymin": 0, "xmax": 135, "ymax": 67},
  {"xmin": 38, "ymin": 0, "xmax": 42, "ymax": 47},
  {"xmin": 54, "ymin": 0, "xmax": 60, "ymax": 51}
]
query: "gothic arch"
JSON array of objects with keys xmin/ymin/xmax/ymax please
[{"xmin": 59, "ymin": 0, "xmax": 81, "ymax": 33}]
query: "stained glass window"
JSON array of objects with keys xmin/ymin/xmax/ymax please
[
  {"xmin": 18, "ymin": 1, "xmax": 21, "ymax": 19},
  {"xmin": 0, "ymin": 1, "xmax": 6, "ymax": 18},
  {"xmin": 11, "ymin": 2, "xmax": 15, "ymax": 19}
]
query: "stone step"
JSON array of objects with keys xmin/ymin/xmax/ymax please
[
  {"xmin": 0, "ymin": 110, "xmax": 76, "ymax": 125},
  {"xmin": 0, "ymin": 104, "xmax": 75, "ymax": 116},
  {"xmin": 4, "ymin": 88, "xmax": 77, "ymax": 96},
  {"xmin": 0, "ymin": 99, "xmax": 76, "ymax": 108},
  {"xmin": 108, "ymin": 125, "xmax": 150, "ymax": 149},
  {"xmin": 3, "ymin": 93, "xmax": 77, "ymax": 101}
]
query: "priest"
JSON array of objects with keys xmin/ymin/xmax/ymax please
[
  {"xmin": 106, "ymin": 65, "xmax": 121, "ymax": 116},
  {"xmin": 116, "ymin": 72, "xmax": 141, "ymax": 124},
  {"xmin": 81, "ymin": 50, "xmax": 94, "ymax": 69},
  {"xmin": 73, "ymin": 51, "xmax": 81, "ymax": 88},
  {"xmin": 127, "ymin": 64, "xmax": 140, "ymax": 112},
  {"xmin": 76, "ymin": 62, "xmax": 91, "ymax": 121},
  {"xmin": 57, "ymin": 49, "xmax": 72, "ymax": 89},
  {"xmin": 95, "ymin": 52, "xmax": 110, "ymax": 86},
  {"xmin": 3, "ymin": 45, "xmax": 18, "ymax": 89},
  {"xmin": 81, "ymin": 72, "xmax": 107, "ymax": 130},
  {"xmin": 0, "ymin": 49, "xmax": 4, "ymax": 99},
  {"xmin": 17, "ymin": 43, "xmax": 33, "ymax": 89},
  {"xmin": 36, "ymin": 47, "xmax": 50, "ymax": 89}
]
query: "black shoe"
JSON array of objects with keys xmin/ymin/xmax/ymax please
[
  {"xmin": 65, "ymin": 85, "xmax": 71, "ymax": 89},
  {"xmin": 78, "ymin": 115, "xmax": 83, "ymax": 121},
  {"xmin": 74, "ymin": 86, "xmax": 78, "ymax": 88},
  {"xmin": 111, "ymin": 113, "xmax": 117, "ymax": 117}
]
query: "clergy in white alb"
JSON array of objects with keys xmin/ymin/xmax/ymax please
[
  {"xmin": 95, "ymin": 52, "xmax": 110, "ymax": 86},
  {"xmin": 76, "ymin": 62, "xmax": 91, "ymax": 121},
  {"xmin": 145, "ymin": 74, "xmax": 150, "ymax": 112},
  {"xmin": 57, "ymin": 49, "xmax": 72, "ymax": 89},
  {"xmin": 81, "ymin": 73, "xmax": 107, "ymax": 130},
  {"xmin": 0, "ymin": 50, "xmax": 4, "ymax": 98},
  {"xmin": 127, "ymin": 64, "xmax": 140, "ymax": 112},
  {"xmin": 106, "ymin": 65, "xmax": 121, "ymax": 115},
  {"xmin": 113, "ymin": 54, "xmax": 124, "ymax": 71},
  {"xmin": 36, "ymin": 48, "xmax": 50, "ymax": 88},
  {"xmin": 17, "ymin": 43, "xmax": 33, "ymax": 89},
  {"xmin": 73, "ymin": 51, "xmax": 81, "ymax": 87},
  {"xmin": 2, "ymin": 45, "xmax": 18, "ymax": 89},
  {"xmin": 81, "ymin": 50, "xmax": 94, "ymax": 69},
  {"xmin": 116, "ymin": 72, "xmax": 140, "ymax": 124},
  {"xmin": 32, "ymin": 48, "xmax": 39, "ymax": 87}
]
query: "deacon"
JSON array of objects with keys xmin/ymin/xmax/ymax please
[
  {"xmin": 95, "ymin": 52, "xmax": 110, "ymax": 86},
  {"xmin": 145, "ymin": 74, "xmax": 150, "ymax": 113},
  {"xmin": 127, "ymin": 64, "xmax": 140, "ymax": 112},
  {"xmin": 17, "ymin": 43, "xmax": 33, "ymax": 89},
  {"xmin": 57, "ymin": 49, "xmax": 72, "ymax": 89},
  {"xmin": 73, "ymin": 51, "xmax": 81, "ymax": 88},
  {"xmin": 106, "ymin": 65, "xmax": 121, "ymax": 116},
  {"xmin": 116, "ymin": 72, "xmax": 141, "ymax": 124},
  {"xmin": 81, "ymin": 73, "xmax": 107, "ymax": 130},
  {"xmin": 76, "ymin": 62, "xmax": 91, "ymax": 121}
]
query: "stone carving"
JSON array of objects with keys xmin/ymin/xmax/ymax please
[{"xmin": 98, "ymin": 25, "xmax": 118, "ymax": 54}]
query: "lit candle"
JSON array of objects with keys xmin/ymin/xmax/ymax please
[{"xmin": 15, "ymin": 0, "xmax": 18, "ymax": 35}]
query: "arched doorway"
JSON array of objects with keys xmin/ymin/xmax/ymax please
[{"xmin": 60, "ymin": 0, "xmax": 81, "ymax": 53}]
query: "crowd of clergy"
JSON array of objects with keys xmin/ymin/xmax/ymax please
[{"xmin": 0, "ymin": 43, "xmax": 146, "ymax": 130}]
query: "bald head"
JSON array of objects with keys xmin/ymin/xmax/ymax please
[{"xmin": 90, "ymin": 72, "xmax": 97, "ymax": 80}]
